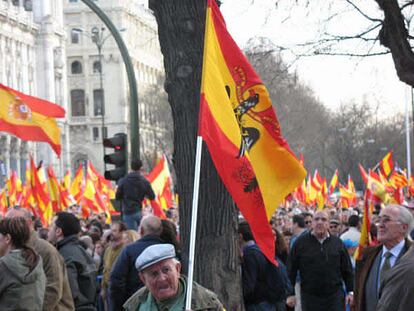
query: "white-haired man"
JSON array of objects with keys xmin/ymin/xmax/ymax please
[
  {"xmin": 123, "ymin": 244, "xmax": 224, "ymax": 310},
  {"xmin": 353, "ymin": 205, "xmax": 413, "ymax": 311}
]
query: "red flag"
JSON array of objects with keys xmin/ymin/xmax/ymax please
[{"xmin": 198, "ymin": 0, "xmax": 306, "ymax": 263}]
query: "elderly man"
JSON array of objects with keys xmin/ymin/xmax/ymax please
[
  {"xmin": 287, "ymin": 210, "xmax": 354, "ymax": 311},
  {"xmin": 353, "ymin": 205, "xmax": 413, "ymax": 311},
  {"xmin": 110, "ymin": 215, "xmax": 163, "ymax": 310},
  {"xmin": 123, "ymin": 244, "xmax": 224, "ymax": 310},
  {"xmin": 377, "ymin": 244, "xmax": 414, "ymax": 311}
]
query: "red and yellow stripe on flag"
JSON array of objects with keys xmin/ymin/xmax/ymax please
[
  {"xmin": 329, "ymin": 169, "xmax": 339, "ymax": 194},
  {"xmin": 354, "ymin": 190, "xmax": 372, "ymax": 260},
  {"xmin": 198, "ymin": 0, "xmax": 306, "ymax": 263},
  {"xmin": 379, "ymin": 150, "xmax": 394, "ymax": 177},
  {"xmin": 0, "ymin": 84, "xmax": 65, "ymax": 156},
  {"xmin": 147, "ymin": 155, "xmax": 174, "ymax": 211}
]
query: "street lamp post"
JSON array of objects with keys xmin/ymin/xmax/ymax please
[
  {"xmin": 91, "ymin": 27, "xmax": 106, "ymax": 166},
  {"xmin": 74, "ymin": 26, "xmax": 125, "ymax": 169}
]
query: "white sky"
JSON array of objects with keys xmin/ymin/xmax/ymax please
[{"xmin": 220, "ymin": 0, "xmax": 409, "ymax": 116}]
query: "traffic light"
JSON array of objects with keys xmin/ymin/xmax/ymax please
[{"xmin": 103, "ymin": 133, "xmax": 128, "ymax": 181}]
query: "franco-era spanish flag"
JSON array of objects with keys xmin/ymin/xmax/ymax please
[
  {"xmin": 198, "ymin": 0, "xmax": 306, "ymax": 263},
  {"xmin": 0, "ymin": 84, "xmax": 65, "ymax": 156}
]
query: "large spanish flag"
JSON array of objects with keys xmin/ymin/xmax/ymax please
[
  {"xmin": 198, "ymin": 0, "xmax": 306, "ymax": 263},
  {"xmin": 0, "ymin": 84, "xmax": 65, "ymax": 156}
]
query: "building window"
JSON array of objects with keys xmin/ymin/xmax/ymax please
[
  {"xmin": 71, "ymin": 61, "xmax": 82, "ymax": 74},
  {"xmin": 24, "ymin": 0, "xmax": 32, "ymax": 11},
  {"xmin": 71, "ymin": 29, "xmax": 80, "ymax": 44},
  {"xmin": 71, "ymin": 89, "xmax": 85, "ymax": 116},
  {"xmin": 93, "ymin": 61, "xmax": 102, "ymax": 73},
  {"xmin": 69, "ymin": 0, "xmax": 78, "ymax": 2},
  {"xmin": 93, "ymin": 89, "xmax": 104, "ymax": 116},
  {"xmin": 93, "ymin": 127, "xmax": 99, "ymax": 141}
]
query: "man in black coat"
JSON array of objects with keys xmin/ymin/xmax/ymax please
[
  {"xmin": 116, "ymin": 158, "xmax": 155, "ymax": 230},
  {"xmin": 287, "ymin": 210, "xmax": 354, "ymax": 311},
  {"xmin": 48, "ymin": 212, "xmax": 97, "ymax": 311}
]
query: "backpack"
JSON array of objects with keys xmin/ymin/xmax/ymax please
[{"xmin": 265, "ymin": 256, "xmax": 292, "ymax": 303}]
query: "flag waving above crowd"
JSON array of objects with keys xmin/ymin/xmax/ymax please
[
  {"xmin": 0, "ymin": 84, "xmax": 65, "ymax": 156},
  {"xmin": 198, "ymin": 0, "xmax": 306, "ymax": 263}
]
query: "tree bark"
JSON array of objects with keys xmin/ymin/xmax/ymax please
[
  {"xmin": 148, "ymin": 1, "xmax": 243, "ymax": 309},
  {"xmin": 376, "ymin": 0, "xmax": 414, "ymax": 87}
]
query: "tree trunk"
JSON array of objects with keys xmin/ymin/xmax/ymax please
[
  {"xmin": 376, "ymin": 0, "xmax": 414, "ymax": 87},
  {"xmin": 148, "ymin": 1, "xmax": 243, "ymax": 309}
]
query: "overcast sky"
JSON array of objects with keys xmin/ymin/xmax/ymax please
[{"xmin": 220, "ymin": 0, "xmax": 408, "ymax": 117}]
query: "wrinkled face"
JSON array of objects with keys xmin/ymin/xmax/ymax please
[
  {"xmin": 377, "ymin": 206, "xmax": 406, "ymax": 247},
  {"xmin": 139, "ymin": 259, "xmax": 181, "ymax": 301},
  {"xmin": 312, "ymin": 211, "xmax": 330, "ymax": 237},
  {"xmin": 0, "ymin": 233, "xmax": 10, "ymax": 257}
]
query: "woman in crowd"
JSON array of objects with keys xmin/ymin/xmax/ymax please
[{"xmin": 0, "ymin": 217, "xmax": 46, "ymax": 310}]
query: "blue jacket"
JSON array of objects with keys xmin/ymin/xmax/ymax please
[{"xmin": 109, "ymin": 235, "xmax": 162, "ymax": 311}]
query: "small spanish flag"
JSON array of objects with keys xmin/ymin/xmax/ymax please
[
  {"xmin": 329, "ymin": 169, "xmax": 339, "ymax": 194},
  {"xmin": 0, "ymin": 84, "xmax": 65, "ymax": 156},
  {"xmin": 378, "ymin": 150, "xmax": 394, "ymax": 177}
]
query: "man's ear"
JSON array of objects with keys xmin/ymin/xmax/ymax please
[
  {"xmin": 56, "ymin": 227, "xmax": 63, "ymax": 238},
  {"xmin": 139, "ymin": 272, "xmax": 146, "ymax": 284},
  {"xmin": 4, "ymin": 233, "xmax": 11, "ymax": 245},
  {"xmin": 175, "ymin": 261, "xmax": 181, "ymax": 274}
]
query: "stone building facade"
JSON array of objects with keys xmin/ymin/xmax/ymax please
[
  {"xmin": 0, "ymin": 0, "xmax": 69, "ymax": 182},
  {"xmin": 64, "ymin": 0, "xmax": 169, "ymax": 174}
]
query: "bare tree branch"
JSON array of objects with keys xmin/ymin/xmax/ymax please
[{"xmin": 345, "ymin": 0, "xmax": 383, "ymax": 22}]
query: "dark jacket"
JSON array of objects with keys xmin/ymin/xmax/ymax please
[
  {"xmin": 123, "ymin": 276, "xmax": 224, "ymax": 311},
  {"xmin": 57, "ymin": 235, "xmax": 97, "ymax": 311},
  {"xmin": 28, "ymin": 231, "xmax": 74, "ymax": 311},
  {"xmin": 353, "ymin": 239, "xmax": 412, "ymax": 311},
  {"xmin": 0, "ymin": 249, "xmax": 46, "ymax": 311},
  {"xmin": 109, "ymin": 234, "xmax": 162, "ymax": 311},
  {"xmin": 377, "ymin": 245, "xmax": 414, "ymax": 311},
  {"xmin": 242, "ymin": 242, "xmax": 290, "ymax": 305},
  {"xmin": 288, "ymin": 231, "xmax": 353, "ymax": 296},
  {"xmin": 115, "ymin": 171, "xmax": 155, "ymax": 214}
]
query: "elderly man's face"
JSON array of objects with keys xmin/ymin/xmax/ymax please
[
  {"xmin": 139, "ymin": 258, "xmax": 181, "ymax": 301},
  {"xmin": 376, "ymin": 206, "xmax": 407, "ymax": 248},
  {"xmin": 312, "ymin": 211, "xmax": 330, "ymax": 237}
]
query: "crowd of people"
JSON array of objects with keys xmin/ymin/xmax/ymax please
[
  {"xmin": 241, "ymin": 201, "xmax": 414, "ymax": 311},
  {"xmin": 0, "ymin": 158, "xmax": 413, "ymax": 311}
]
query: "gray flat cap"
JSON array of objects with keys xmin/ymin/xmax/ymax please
[{"xmin": 135, "ymin": 244, "xmax": 176, "ymax": 271}]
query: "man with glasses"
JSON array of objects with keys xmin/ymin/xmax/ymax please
[
  {"xmin": 353, "ymin": 205, "xmax": 413, "ymax": 311},
  {"xmin": 286, "ymin": 210, "xmax": 354, "ymax": 311},
  {"xmin": 302, "ymin": 212, "xmax": 313, "ymax": 230},
  {"xmin": 329, "ymin": 218, "xmax": 342, "ymax": 237}
]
